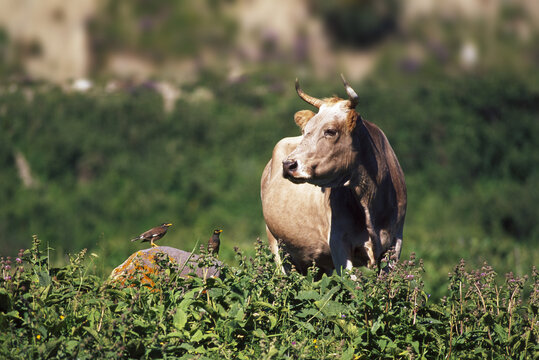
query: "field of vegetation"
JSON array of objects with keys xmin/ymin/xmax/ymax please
[
  {"xmin": 1, "ymin": 237, "xmax": 537, "ymax": 358},
  {"xmin": 1, "ymin": 66, "xmax": 537, "ymax": 298}
]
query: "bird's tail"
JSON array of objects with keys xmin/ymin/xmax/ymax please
[{"xmin": 131, "ymin": 237, "xmax": 139, "ymax": 242}]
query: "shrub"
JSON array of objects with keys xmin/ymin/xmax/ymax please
[
  {"xmin": 310, "ymin": 0, "xmax": 400, "ymax": 47},
  {"xmin": 1, "ymin": 238, "xmax": 537, "ymax": 358}
]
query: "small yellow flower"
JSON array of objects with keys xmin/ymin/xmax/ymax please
[
  {"xmin": 313, "ymin": 339, "xmax": 317, "ymax": 343},
  {"xmin": 60, "ymin": 315, "xmax": 65, "ymax": 320},
  {"xmin": 36, "ymin": 335, "xmax": 41, "ymax": 340}
]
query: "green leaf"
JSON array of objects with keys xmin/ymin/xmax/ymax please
[
  {"xmin": 253, "ymin": 329, "xmax": 266, "ymax": 338},
  {"xmin": 319, "ymin": 276, "xmax": 331, "ymax": 292},
  {"xmin": 166, "ymin": 331, "xmax": 184, "ymax": 339},
  {"xmin": 494, "ymin": 323, "xmax": 508, "ymax": 342},
  {"xmin": 38, "ymin": 270, "xmax": 52, "ymax": 287},
  {"xmin": 83, "ymin": 326, "xmax": 100, "ymax": 342},
  {"xmin": 371, "ymin": 317, "xmax": 382, "ymax": 335},
  {"xmin": 44, "ymin": 339, "xmax": 62, "ymax": 358},
  {"xmin": 268, "ymin": 315, "xmax": 278, "ymax": 329},
  {"xmin": 4, "ymin": 310, "xmax": 21, "ymax": 319},
  {"xmin": 173, "ymin": 309, "xmax": 188, "ymax": 331},
  {"xmin": 301, "ymin": 322, "xmax": 316, "ymax": 333},
  {"xmin": 341, "ymin": 347, "xmax": 355, "ymax": 360},
  {"xmin": 191, "ymin": 329, "xmax": 203, "ymax": 342},
  {"xmin": 133, "ymin": 319, "xmax": 148, "ymax": 329},
  {"xmin": 252, "ymin": 301, "xmax": 276, "ymax": 311},
  {"xmin": 65, "ymin": 340, "xmax": 79, "ymax": 352},
  {"xmin": 318, "ymin": 286, "xmax": 340, "ymax": 304},
  {"xmin": 318, "ymin": 300, "xmax": 346, "ymax": 317},
  {"xmin": 296, "ymin": 290, "xmax": 320, "ymax": 301},
  {"xmin": 411, "ymin": 340, "xmax": 420, "ymax": 354},
  {"xmin": 296, "ymin": 308, "xmax": 318, "ymax": 319},
  {"xmin": 179, "ymin": 343, "xmax": 195, "ymax": 352}
]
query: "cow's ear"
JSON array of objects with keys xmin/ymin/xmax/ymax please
[
  {"xmin": 346, "ymin": 110, "xmax": 360, "ymax": 132},
  {"xmin": 294, "ymin": 110, "xmax": 315, "ymax": 129}
]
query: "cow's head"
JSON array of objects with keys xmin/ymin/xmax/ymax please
[{"xmin": 283, "ymin": 75, "xmax": 361, "ymax": 187}]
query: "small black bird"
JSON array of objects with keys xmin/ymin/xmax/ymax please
[
  {"xmin": 131, "ymin": 223, "xmax": 172, "ymax": 247},
  {"xmin": 208, "ymin": 229, "xmax": 222, "ymax": 255}
]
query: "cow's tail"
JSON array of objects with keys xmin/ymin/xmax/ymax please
[
  {"xmin": 379, "ymin": 230, "xmax": 403, "ymax": 273},
  {"xmin": 385, "ymin": 231, "xmax": 403, "ymax": 272},
  {"xmin": 393, "ymin": 236, "xmax": 403, "ymax": 262}
]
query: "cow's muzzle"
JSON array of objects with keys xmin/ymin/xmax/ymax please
[
  {"xmin": 282, "ymin": 159, "xmax": 297, "ymax": 175},
  {"xmin": 283, "ymin": 159, "xmax": 310, "ymax": 183},
  {"xmin": 282, "ymin": 159, "xmax": 299, "ymax": 178}
]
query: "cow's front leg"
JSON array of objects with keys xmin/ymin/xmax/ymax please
[
  {"xmin": 362, "ymin": 208, "xmax": 381, "ymax": 269},
  {"xmin": 266, "ymin": 226, "xmax": 286, "ymax": 274},
  {"xmin": 328, "ymin": 233, "xmax": 353, "ymax": 276}
]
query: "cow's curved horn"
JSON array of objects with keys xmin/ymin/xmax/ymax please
[
  {"xmin": 295, "ymin": 78, "xmax": 323, "ymax": 109},
  {"xmin": 341, "ymin": 74, "xmax": 359, "ymax": 109}
]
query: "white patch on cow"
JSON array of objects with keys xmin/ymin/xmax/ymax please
[
  {"xmin": 319, "ymin": 102, "xmax": 348, "ymax": 120},
  {"xmin": 293, "ymin": 160, "xmax": 311, "ymax": 178}
]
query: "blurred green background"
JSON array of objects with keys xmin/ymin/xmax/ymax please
[{"xmin": 0, "ymin": 0, "xmax": 537, "ymax": 298}]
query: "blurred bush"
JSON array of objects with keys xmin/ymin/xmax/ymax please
[
  {"xmin": 90, "ymin": 0, "xmax": 235, "ymax": 68},
  {"xmin": 360, "ymin": 71, "xmax": 539, "ymax": 240},
  {"xmin": 310, "ymin": 0, "xmax": 400, "ymax": 47}
]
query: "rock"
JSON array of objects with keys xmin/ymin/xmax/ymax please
[{"xmin": 110, "ymin": 246, "xmax": 221, "ymax": 287}]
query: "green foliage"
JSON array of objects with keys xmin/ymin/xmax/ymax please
[
  {"xmin": 1, "ymin": 239, "xmax": 537, "ymax": 358},
  {"xmin": 0, "ymin": 68, "xmax": 538, "ymax": 299}
]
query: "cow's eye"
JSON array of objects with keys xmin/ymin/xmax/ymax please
[{"xmin": 324, "ymin": 129, "xmax": 337, "ymax": 137}]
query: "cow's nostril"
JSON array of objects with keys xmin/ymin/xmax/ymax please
[
  {"xmin": 288, "ymin": 161, "xmax": 298, "ymax": 171},
  {"xmin": 283, "ymin": 159, "xmax": 298, "ymax": 174}
]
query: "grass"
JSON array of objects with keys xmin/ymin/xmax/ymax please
[{"xmin": 0, "ymin": 236, "xmax": 537, "ymax": 359}]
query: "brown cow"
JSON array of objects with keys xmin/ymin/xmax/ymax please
[{"xmin": 261, "ymin": 75, "xmax": 406, "ymax": 276}]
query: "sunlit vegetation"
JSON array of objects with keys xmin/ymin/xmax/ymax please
[{"xmin": 1, "ymin": 238, "xmax": 537, "ymax": 358}]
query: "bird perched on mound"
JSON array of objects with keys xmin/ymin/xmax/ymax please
[
  {"xmin": 208, "ymin": 229, "xmax": 222, "ymax": 255},
  {"xmin": 131, "ymin": 223, "xmax": 172, "ymax": 248}
]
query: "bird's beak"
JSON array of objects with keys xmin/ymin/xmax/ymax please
[
  {"xmin": 166, "ymin": 223, "xmax": 172, "ymax": 226},
  {"xmin": 218, "ymin": 229, "xmax": 223, "ymax": 233}
]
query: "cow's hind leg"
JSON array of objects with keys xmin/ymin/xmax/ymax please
[{"xmin": 266, "ymin": 226, "xmax": 286, "ymax": 274}]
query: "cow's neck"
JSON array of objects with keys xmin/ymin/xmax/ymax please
[{"xmin": 349, "ymin": 120, "xmax": 379, "ymax": 203}]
